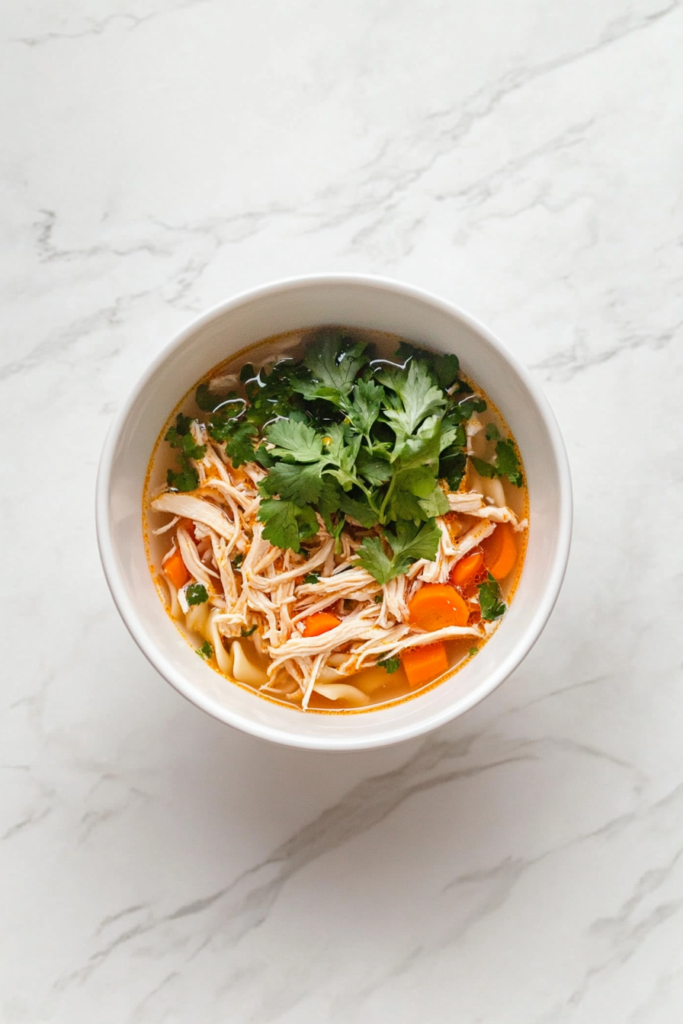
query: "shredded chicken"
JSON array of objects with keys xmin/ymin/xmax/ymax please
[{"xmin": 150, "ymin": 428, "xmax": 527, "ymax": 709}]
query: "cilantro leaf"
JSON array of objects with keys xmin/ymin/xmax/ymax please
[
  {"xmin": 354, "ymin": 536, "xmax": 395, "ymax": 585},
  {"xmin": 356, "ymin": 449, "xmax": 392, "ymax": 486},
  {"xmin": 439, "ymin": 447, "xmax": 466, "ymax": 490},
  {"xmin": 197, "ymin": 640, "xmax": 213, "ymax": 659},
  {"xmin": 265, "ymin": 419, "xmax": 323, "ymax": 463},
  {"xmin": 302, "ymin": 328, "xmax": 368, "ymax": 394},
  {"xmin": 343, "ymin": 379, "xmax": 384, "ymax": 435},
  {"xmin": 338, "ymin": 492, "xmax": 380, "ymax": 528},
  {"xmin": 468, "ymin": 646, "xmax": 479, "ymax": 656},
  {"xmin": 387, "ymin": 518, "xmax": 441, "ymax": 564},
  {"xmin": 195, "ymin": 383, "xmax": 227, "ymax": 412},
  {"xmin": 455, "ymin": 394, "xmax": 487, "ymax": 419},
  {"xmin": 221, "ymin": 421, "xmax": 257, "ymax": 467},
  {"xmin": 378, "ymin": 656, "xmax": 400, "ymax": 674},
  {"xmin": 433, "ymin": 353, "xmax": 460, "ymax": 389},
  {"xmin": 316, "ymin": 477, "xmax": 345, "ymax": 537},
  {"xmin": 303, "ymin": 572, "xmax": 320, "ymax": 585},
  {"xmin": 232, "ymin": 553, "xmax": 244, "ymax": 570},
  {"xmin": 471, "ymin": 439, "xmax": 523, "ymax": 487},
  {"xmin": 494, "ymin": 439, "xmax": 523, "ymax": 487},
  {"xmin": 166, "ymin": 464, "xmax": 199, "ymax": 492},
  {"xmin": 355, "ymin": 519, "xmax": 441, "ymax": 584},
  {"xmin": 485, "ymin": 423, "xmax": 501, "ymax": 441},
  {"xmin": 478, "ymin": 574, "xmax": 506, "ymax": 620},
  {"xmin": 165, "ymin": 422, "xmax": 206, "ymax": 462},
  {"xmin": 241, "ymin": 625, "xmax": 257, "ymax": 637},
  {"xmin": 164, "ymin": 415, "xmax": 203, "ymax": 490},
  {"xmin": 186, "ymin": 583, "xmax": 208, "ymax": 605},
  {"xmin": 165, "ymin": 413, "xmax": 192, "ymax": 438},
  {"xmin": 257, "ymin": 498, "xmax": 319, "ymax": 553},
  {"xmin": 393, "ymin": 342, "xmax": 460, "ymax": 390},
  {"xmin": 418, "ymin": 486, "xmax": 450, "ymax": 519},
  {"xmin": 470, "ymin": 456, "xmax": 497, "ymax": 479},
  {"xmin": 378, "ymin": 360, "xmax": 446, "ymax": 441},
  {"xmin": 260, "ymin": 461, "xmax": 325, "ymax": 505}
]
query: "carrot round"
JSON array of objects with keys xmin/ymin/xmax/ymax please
[
  {"xmin": 302, "ymin": 611, "xmax": 341, "ymax": 637},
  {"xmin": 163, "ymin": 548, "xmax": 189, "ymax": 590},
  {"xmin": 450, "ymin": 550, "xmax": 484, "ymax": 590},
  {"xmin": 408, "ymin": 583, "xmax": 469, "ymax": 631},
  {"xmin": 402, "ymin": 642, "xmax": 449, "ymax": 689},
  {"xmin": 481, "ymin": 523, "xmax": 517, "ymax": 580}
]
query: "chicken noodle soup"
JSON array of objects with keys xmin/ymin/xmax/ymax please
[{"xmin": 145, "ymin": 327, "xmax": 528, "ymax": 712}]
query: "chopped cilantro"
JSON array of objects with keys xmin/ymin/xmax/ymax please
[
  {"xmin": 378, "ymin": 656, "xmax": 401, "ymax": 674},
  {"xmin": 164, "ymin": 414, "xmax": 205, "ymax": 491},
  {"xmin": 470, "ymin": 456, "xmax": 497, "ymax": 479},
  {"xmin": 355, "ymin": 518, "xmax": 441, "ymax": 585},
  {"xmin": 186, "ymin": 583, "xmax": 208, "ymax": 606},
  {"xmin": 303, "ymin": 572, "xmax": 320, "ymax": 585},
  {"xmin": 471, "ymin": 438, "xmax": 523, "ymax": 487},
  {"xmin": 494, "ymin": 439, "xmax": 523, "ymax": 487},
  {"xmin": 265, "ymin": 419, "xmax": 323, "ymax": 463},
  {"xmin": 241, "ymin": 625, "xmax": 257, "ymax": 637},
  {"xmin": 478, "ymin": 574, "xmax": 507, "ymax": 621},
  {"xmin": 232, "ymin": 553, "xmax": 244, "ymax": 570},
  {"xmin": 197, "ymin": 640, "xmax": 213, "ymax": 660},
  {"xmin": 374, "ymin": 594, "xmax": 383, "ymax": 604},
  {"xmin": 161, "ymin": 331, "xmax": 518, "ymax": 581},
  {"xmin": 468, "ymin": 646, "xmax": 479, "ymax": 656},
  {"xmin": 167, "ymin": 464, "xmax": 199, "ymax": 492},
  {"xmin": 257, "ymin": 498, "xmax": 319, "ymax": 553},
  {"xmin": 485, "ymin": 423, "xmax": 501, "ymax": 441}
]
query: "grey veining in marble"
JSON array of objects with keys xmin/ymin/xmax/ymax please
[{"xmin": 2, "ymin": 0, "xmax": 683, "ymax": 1020}]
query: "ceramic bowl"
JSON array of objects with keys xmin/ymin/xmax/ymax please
[{"xmin": 96, "ymin": 274, "xmax": 572, "ymax": 750}]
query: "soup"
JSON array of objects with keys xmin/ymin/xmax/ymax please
[{"xmin": 144, "ymin": 326, "xmax": 528, "ymax": 712}]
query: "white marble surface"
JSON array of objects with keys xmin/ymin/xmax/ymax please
[{"xmin": 2, "ymin": 0, "xmax": 683, "ymax": 1020}]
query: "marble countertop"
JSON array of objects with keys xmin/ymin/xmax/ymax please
[{"xmin": 3, "ymin": 1, "xmax": 683, "ymax": 1020}]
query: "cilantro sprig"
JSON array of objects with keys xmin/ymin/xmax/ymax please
[
  {"xmin": 186, "ymin": 583, "xmax": 208, "ymax": 606},
  {"xmin": 471, "ymin": 438, "xmax": 524, "ymax": 488},
  {"xmin": 165, "ymin": 414, "xmax": 205, "ymax": 492},
  {"xmin": 163, "ymin": 328, "xmax": 522, "ymax": 589},
  {"xmin": 478, "ymin": 574, "xmax": 507, "ymax": 621}
]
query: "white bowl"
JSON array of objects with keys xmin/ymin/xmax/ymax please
[{"xmin": 96, "ymin": 274, "xmax": 572, "ymax": 750}]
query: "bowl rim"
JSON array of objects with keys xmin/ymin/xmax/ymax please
[{"xmin": 96, "ymin": 272, "xmax": 572, "ymax": 749}]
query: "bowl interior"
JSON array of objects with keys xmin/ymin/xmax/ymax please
[{"xmin": 98, "ymin": 277, "xmax": 571, "ymax": 749}]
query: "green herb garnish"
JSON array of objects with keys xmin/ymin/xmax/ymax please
[
  {"xmin": 241, "ymin": 625, "xmax": 257, "ymax": 637},
  {"xmin": 478, "ymin": 574, "xmax": 507, "ymax": 621},
  {"xmin": 355, "ymin": 519, "xmax": 441, "ymax": 586},
  {"xmin": 186, "ymin": 583, "xmax": 208, "ymax": 606},
  {"xmin": 166, "ymin": 332, "xmax": 493, "ymax": 584},
  {"xmin": 164, "ymin": 413, "xmax": 205, "ymax": 492},
  {"xmin": 303, "ymin": 572, "xmax": 320, "ymax": 585},
  {"xmin": 471, "ymin": 438, "xmax": 523, "ymax": 488},
  {"xmin": 378, "ymin": 656, "xmax": 401, "ymax": 674},
  {"xmin": 468, "ymin": 646, "xmax": 479, "ymax": 656},
  {"xmin": 197, "ymin": 640, "xmax": 213, "ymax": 660},
  {"xmin": 232, "ymin": 553, "xmax": 244, "ymax": 570}
]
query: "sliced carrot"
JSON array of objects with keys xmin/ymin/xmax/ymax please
[
  {"xmin": 450, "ymin": 549, "xmax": 484, "ymax": 590},
  {"xmin": 481, "ymin": 523, "xmax": 517, "ymax": 581},
  {"xmin": 302, "ymin": 612, "xmax": 341, "ymax": 637},
  {"xmin": 163, "ymin": 548, "xmax": 189, "ymax": 590},
  {"xmin": 402, "ymin": 642, "xmax": 449, "ymax": 689},
  {"xmin": 408, "ymin": 583, "xmax": 469, "ymax": 631}
]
